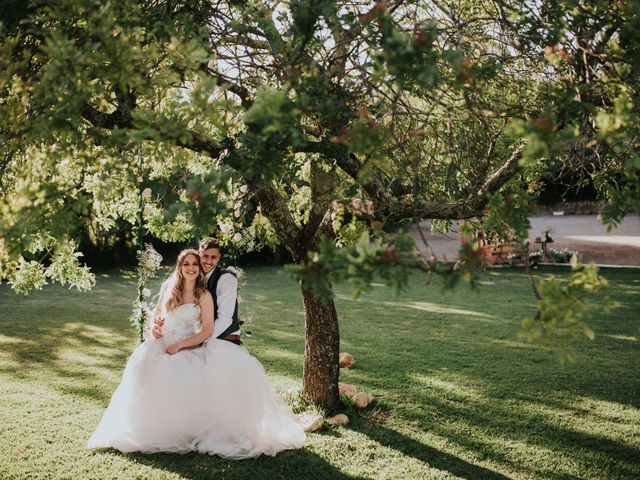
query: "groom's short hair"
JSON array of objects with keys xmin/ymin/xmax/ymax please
[{"xmin": 199, "ymin": 237, "xmax": 222, "ymax": 255}]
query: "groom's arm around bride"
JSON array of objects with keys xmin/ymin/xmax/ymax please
[{"xmin": 152, "ymin": 238, "xmax": 241, "ymax": 347}]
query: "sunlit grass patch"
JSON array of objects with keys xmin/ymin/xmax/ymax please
[{"xmin": 1, "ymin": 265, "xmax": 639, "ymax": 479}]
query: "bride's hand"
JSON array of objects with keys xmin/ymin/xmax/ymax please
[
  {"xmin": 166, "ymin": 342, "xmax": 182, "ymax": 355},
  {"xmin": 151, "ymin": 317, "xmax": 164, "ymax": 339}
]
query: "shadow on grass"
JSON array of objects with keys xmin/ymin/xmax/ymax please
[
  {"xmin": 0, "ymin": 307, "xmax": 135, "ymax": 405},
  {"xmin": 2, "ymin": 267, "xmax": 639, "ymax": 479},
  {"xmin": 117, "ymin": 449, "xmax": 368, "ymax": 480},
  {"xmin": 397, "ymin": 387, "xmax": 640, "ymax": 479},
  {"xmin": 353, "ymin": 420, "xmax": 510, "ymax": 480},
  {"xmin": 247, "ymin": 294, "xmax": 640, "ymax": 479}
]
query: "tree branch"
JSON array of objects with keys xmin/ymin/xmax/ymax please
[
  {"xmin": 302, "ymin": 160, "xmax": 337, "ymax": 248},
  {"xmin": 81, "ymin": 104, "xmax": 226, "ymax": 158},
  {"xmin": 201, "ymin": 65, "xmax": 253, "ymax": 108},
  {"xmin": 254, "ymin": 183, "xmax": 305, "ymax": 261},
  {"xmin": 474, "ymin": 146, "xmax": 522, "ymax": 201}
]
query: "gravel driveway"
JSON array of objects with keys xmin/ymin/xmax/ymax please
[{"xmin": 410, "ymin": 215, "xmax": 640, "ymax": 266}]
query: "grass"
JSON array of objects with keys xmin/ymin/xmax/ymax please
[{"xmin": 0, "ymin": 265, "xmax": 639, "ymax": 479}]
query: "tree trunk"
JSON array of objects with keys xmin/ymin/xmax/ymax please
[
  {"xmin": 256, "ymin": 183, "xmax": 341, "ymax": 409},
  {"xmin": 300, "ymin": 285, "xmax": 341, "ymax": 410}
]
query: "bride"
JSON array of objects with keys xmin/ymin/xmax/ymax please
[{"xmin": 87, "ymin": 249, "xmax": 306, "ymax": 458}]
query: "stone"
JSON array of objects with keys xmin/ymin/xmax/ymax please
[
  {"xmin": 354, "ymin": 391, "xmax": 373, "ymax": 408},
  {"xmin": 296, "ymin": 413, "xmax": 324, "ymax": 432},
  {"xmin": 338, "ymin": 382, "xmax": 358, "ymax": 398},
  {"xmin": 327, "ymin": 413, "xmax": 349, "ymax": 426},
  {"xmin": 339, "ymin": 352, "xmax": 356, "ymax": 368}
]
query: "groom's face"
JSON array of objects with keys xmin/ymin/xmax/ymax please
[{"xmin": 200, "ymin": 247, "xmax": 221, "ymax": 274}]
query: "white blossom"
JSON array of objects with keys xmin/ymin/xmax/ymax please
[
  {"xmin": 130, "ymin": 244, "xmax": 163, "ymax": 332},
  {"xmin": 233, "ymin": 232, "xmax": 242, "ymax": 242},
  {"xmin": 143, "ymin": 205, "xmax": 154, "ymax": 216},
  {"xmin": 219, "ymin": 223, "xmax": 233, "ymax": 235},
  {"xmin": 226, "ymin": 266, "xmax": 244, "ymax": 280},
  {"xmin": 141, "ymin": 187, "xmax": 152, "ymax": 199}
]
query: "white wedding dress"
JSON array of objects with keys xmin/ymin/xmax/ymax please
[{"xmin": 87, "ymin": 303, "xmax": 305, "ymax": 458}]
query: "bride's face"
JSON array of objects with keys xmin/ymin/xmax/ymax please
[{"xmin": 180, "ymin": 254, "xmax": 201, "ymax": 282}]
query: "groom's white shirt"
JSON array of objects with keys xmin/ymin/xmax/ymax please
[{"xmin": 206, "ymin": 267, "xmax": 240, "ymax": 337}]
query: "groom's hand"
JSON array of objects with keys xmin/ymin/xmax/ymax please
[{"xmin": 152, "ymin": 317, "xmax": 164, "ymax": 339}]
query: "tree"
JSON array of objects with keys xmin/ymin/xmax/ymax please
[{"xmin": 1, "ymin": 0, "xmax": 637, "ymax": 408}]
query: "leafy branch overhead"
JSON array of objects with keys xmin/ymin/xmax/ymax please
[
  {"xmin": 2, "ymin": 0, "xmax": 634, "ymax": 279},
  {"xmin": 520, "ymin": 262, "xmax": 617, "ymax": 363}
]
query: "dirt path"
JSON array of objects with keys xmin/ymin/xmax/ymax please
[
  {"xmin": 546, "ymin": 239, "xmax": 640, "ymax": 266},
  {"xmin": 410, "ymin": 214, "xmax": 640, "ymax": 267}
]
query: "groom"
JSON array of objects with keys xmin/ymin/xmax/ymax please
[{"xmin": 152, "ymin": 237, "xmax": 241, "ymax": 345}]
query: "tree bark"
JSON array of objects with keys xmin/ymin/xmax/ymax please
[
  {"xmin": 256, "ymin": 183, "xmax": 341, "ymax": 409},
  {"xmin": 300, "ymin": 285, "xmax": 341, "ymax": 410}
]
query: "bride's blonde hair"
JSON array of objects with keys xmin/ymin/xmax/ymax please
[{"xmin": 164, "ymin": 249, "xmax": 206, "ymax": 312}]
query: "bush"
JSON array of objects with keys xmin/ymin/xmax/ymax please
[{"xmin": 550, "ymin": 248, "xmax": 578, "ymax": 263}]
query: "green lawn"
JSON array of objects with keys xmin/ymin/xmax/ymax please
[{"xmin": 1, "ymin": 266, "xmax": 638, "ymax": 480}]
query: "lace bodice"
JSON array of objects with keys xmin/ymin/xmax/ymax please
[{"xmin": 162, "ymin": 303, "xmax": 201, "ymax": 343}]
